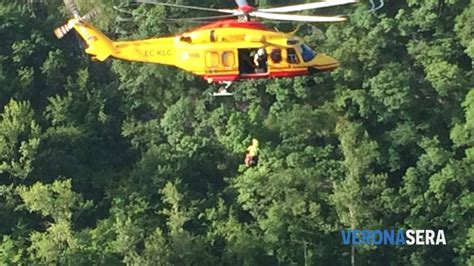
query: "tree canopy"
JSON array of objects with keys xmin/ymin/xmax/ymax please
[{"xmin": 0, "ymin": 0, "xmax": 472, "ymax": 265}]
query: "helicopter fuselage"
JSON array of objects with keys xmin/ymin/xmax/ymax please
[{"xmin": 73, "ymin": 19, "xmax": 340, "ymax": 83}]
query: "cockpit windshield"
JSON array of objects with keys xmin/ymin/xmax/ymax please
[{"xmin": 300, "ymin": 44, "xmax": 317, "ymax": 62}]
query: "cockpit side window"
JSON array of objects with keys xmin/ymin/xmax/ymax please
[
  {"xmin": 287, "ymin": 48, "xmax": 299, "ymax": 64},
  {"xmin": 300, "ymin": 44, "xmax": 316, "ymax": 62},
  {"xmin": 270, "ymin": 49, "xmax": 282, "ymax": 63}
]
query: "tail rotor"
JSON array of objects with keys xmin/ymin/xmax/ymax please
[
  {"xmin": 54, "ymin": 0, "xmax": 100, "ymax": 39},
  {"xmin": 54, "ymin": 20, "xmax": 76, "ymax": 39},
  {"xmin": 64, "ymin": 0, "xmax": 81, "ymax": 19},
  {"xmin": 82, "ymin": 8, "xmax": 100, "ymax": 21}
]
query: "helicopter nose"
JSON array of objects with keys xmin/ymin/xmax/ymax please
[{"xmin": 309, "ymin": 54, "xmax": 340, "ymax": 74}]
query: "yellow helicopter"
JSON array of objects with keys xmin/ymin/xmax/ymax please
[{"xmin": 55, "ymin": 0, "xmax": 356, "ymax": 95}]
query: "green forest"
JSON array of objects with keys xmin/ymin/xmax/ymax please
[{"xmin": 0, "ymin": 0, "xmax": 473, "ymax": 264}]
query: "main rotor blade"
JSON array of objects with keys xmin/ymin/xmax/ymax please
[
  {"xmin": 82, "ymin": 8, "xmax": 100, "ymax": 21},
  {"xmin": 63, "ymin": 0, "xmax": 81, "ymax": 18},
  {"xmin": 250, "ymin": 11, "xmax": 347, "ymax": 22},
  {"xmin": 258, "ymin": 0, "xmax": 357, "ymax": 13},
  {"xmin": 167, "ymin": 14, "xmax": 238, "ymax": 21},
  {"xmin": 132, "ymin": 0, "xmax": 235, "ymax": 14}
]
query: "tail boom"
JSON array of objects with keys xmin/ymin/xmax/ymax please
[
  {"xmin": 112, "ymin": 38, "xmax": 177, "ymax": 66},
  {"xmin": 72, "ymin": 21, "xmax": 177, "ymax": 66}
]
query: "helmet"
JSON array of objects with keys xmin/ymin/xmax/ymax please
[{"xmin": 257, "ymin": 48, "xmax": 265, "ymax": 56}]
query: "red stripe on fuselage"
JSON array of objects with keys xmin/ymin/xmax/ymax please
[
  {"xmin": 203, "ymin": 69, "xmax": 309, "ymax": 83},
  {"xmin": 194, "ymin": 19, "xmax": 269, "ymax": 31}
]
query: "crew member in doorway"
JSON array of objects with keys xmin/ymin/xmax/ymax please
[
  {"xmin": 244, "ymin": 138, "xmax": 259, "ymax": 167},
  {"xmin": 253, "ymin": 48, "xmax": 267, "ymax": 73}
]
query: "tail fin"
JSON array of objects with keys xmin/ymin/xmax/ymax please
[{"xmin": 73, "ymin": 21, "xmax": 115, "ymax": 61}]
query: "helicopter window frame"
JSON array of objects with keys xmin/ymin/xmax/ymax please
[
  {"xmin": 222, "ymin": 51, "xmax": 235, "ymax": 67},
  {"xmin": 270, "ymin": 49, "xmax": 282, "ymax": 63},
  {"xmin": 287, "ymin": 48, "xmax": 300, "ymax": 64},
  {"xmin": 206, "ymin": 52, "xmax": 220, "ymax": 68},
  {"xmin": 300, "ymin": 44, "xmax": 317, "ymax": 62}
]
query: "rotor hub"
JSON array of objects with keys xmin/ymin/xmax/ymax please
[{"xmin": 237, "ymin": 5, "xmax": 254, "ymax": 14}]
